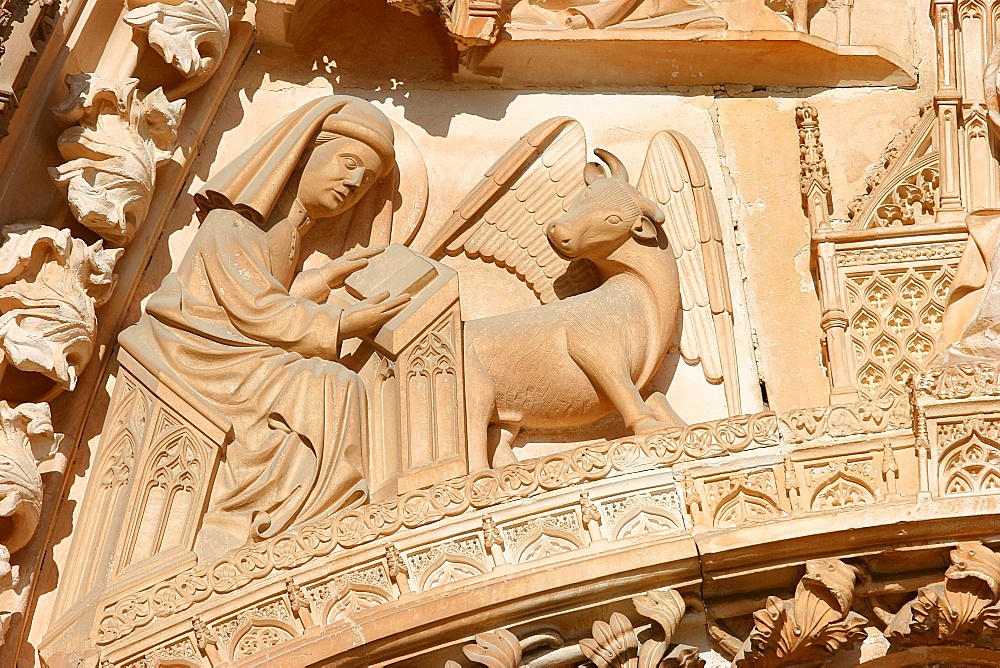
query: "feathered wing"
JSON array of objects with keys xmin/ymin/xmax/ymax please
[
  {"xmin": 638, "ymin": 131, "xmax": 742, "ymax": 416},
  {"xmin": 418, "ymin": 117, "xmax": 599, "ymax": 304}
]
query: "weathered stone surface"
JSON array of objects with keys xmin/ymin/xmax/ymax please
[{"xmin": 13, "ymin": 0, "xmax": 1000, "ymax": 666}]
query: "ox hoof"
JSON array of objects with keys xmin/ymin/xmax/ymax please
[{"xmin": 632, "ymin": 418, "xmax": 674, "ymax": 435}]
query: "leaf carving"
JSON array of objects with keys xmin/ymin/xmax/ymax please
[
  {"xmin": 125, "ymin": 0, "xmax": 230, "ymax": 86},
  {"xmin": 50, "ymin": 74, "xmax": 185, "ymax": 245},
  {"xmin": 885, "ymin": 542, "xmax": 1000, "ymax": 646},
  {"xmin": 579, "ymin": 612, "xmax": 640, "ymax": 668},
  {"xmin": 0, "ymin": 401, "xmax": 61, "ymax": 557},
  {"xmin": 463, "ymin": 628, "xmax": 521, "ymax": 668},
  {"xmin": 733, "ymin": 558, "xmax": 868, "ymax": 667},
  {"xmin": 0, "ymin": 222, "xmax": 122, "ymax": 390}
]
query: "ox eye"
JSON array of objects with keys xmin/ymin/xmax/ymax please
[{"xmin": 607, "ymin": 215, "xmax": 622, "ymax": 225}]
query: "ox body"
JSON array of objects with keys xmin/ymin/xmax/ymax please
[{"xmin": 463, "ymin": 152, "xmax": 683, "ymax": 470}]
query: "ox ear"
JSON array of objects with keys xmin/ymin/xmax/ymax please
[
  {"xmin": 584, "ymin": 162, "xmax": 606, "ymax": 185},
  {"xmin": 631, "ymin": 216, "xmax": 658, "ymax": 241}
]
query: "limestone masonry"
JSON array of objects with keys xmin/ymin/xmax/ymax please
[{"xmin": 3, "ymin": 0, "xmax": 1000, "ymax": 665}]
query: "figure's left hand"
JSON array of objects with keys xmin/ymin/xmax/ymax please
[{"xmin": 319, "ymin": 246, "xmax": 386, "ymax": 288}]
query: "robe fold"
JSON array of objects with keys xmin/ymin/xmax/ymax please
[{"xmin": 121, "ymin": 208, "xmax": 367, "ymax": 555}]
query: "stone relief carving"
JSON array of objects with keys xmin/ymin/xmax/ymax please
[
  {"xmin": 50, "ymin": 74, "xmax": 185, "ymax": 245},
  {"xmin": 777, "ymin": 394, "xmax": 911, "ymax": 443},
  {"xmin": 124, "ymin": 0, "xmax": 230, "ymax": 97},
  {"xmin": 119, "ymin": 96, "xmax": 409, "ymax": 558},
  {"xmin": 0, "ymin": 401, "xmax": 60, "ymax": 645},
  {"xmin": 90, "ymin": 411, "xmax": 773, "ymax": 644},
  {"xmin": 30, "ymin": 0, "xmax": 1000, "ymax": 665},
  {"xmin": 884, "ymin": 542, "xmax": 1000, "ymax": 648},
  {"xmin": 721, "ymin": 559, "xmax": 868, "ymax": 666},
  {"xmin": 508, "ymin": 0, "xmax": 726, "ymax": 31},
  {"xmin": 422, "ymin": 118, "xmax": 740, "ymax": 469},
  {"xmin": 446, "ymin": 587, "xmax": 700, "ymax": 668},
  {"xmin": 0, "ymin": 222, "xmax": 120, "ymax": 399}
]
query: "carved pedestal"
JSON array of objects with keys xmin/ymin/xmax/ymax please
[
  {"xmin": 44, "ymin": 348, "xmax": 229, "ymax": 657},
  {"xmin": 352, "ymin": 247, "xmax": 468, "ymax": 500}
]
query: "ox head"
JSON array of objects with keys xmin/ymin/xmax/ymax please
[{"xmin": 546, "ymin": 149, "xmax": 665, "ymax": 261}]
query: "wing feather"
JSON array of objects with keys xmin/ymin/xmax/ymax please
[
  {"xmin": 638, "ymin": 131, "xmax": 742, "ymax": 416},
  {"xmin": 420, "ymin": 117, "xmax": 599, "ymax": 304}
]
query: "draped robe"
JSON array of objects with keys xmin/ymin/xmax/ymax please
[{"xmin": 121, "ymin": 208, "xmax": 367, "ymax": 556}]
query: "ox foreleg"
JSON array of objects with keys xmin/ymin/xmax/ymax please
[{"xmin": 572, "ymin": 348, "xmax": 673, "ymax": 435}]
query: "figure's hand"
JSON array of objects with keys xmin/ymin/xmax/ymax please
[
  {"xmin": 340, "ymin": 292, "xmax": 411, "ymax": 339},
  {"xmin": 320, "ymin": 246, "xmax": 386, "ymax": 288}
]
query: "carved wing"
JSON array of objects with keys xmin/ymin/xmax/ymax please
[
  {"xmin": 418, "ymin": 117, "xmax": 599, "ymax": 304},
  {"xmin": 638, "ymin": 131, "xmax": 742, "ymax": 415}
]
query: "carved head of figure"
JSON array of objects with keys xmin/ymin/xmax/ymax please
[
  {"xmin": 546, "ymin": 149, "xmax": 665, "ymax": 260},
  {"xmin": 194, "ymin": 96, "xmax": 396, "ymax": 228},
  {"xmin": 291, "ymin": 100, "xmax": 396, "ymax": 221}
]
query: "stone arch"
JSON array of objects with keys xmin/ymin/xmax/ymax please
[
  {"xmin": 113, "ymin": 418, "xmax": 215, "ymax": 577},
  {"xmin": 940, "ymin": 426, "xmax": 1000, "ymax": 496},
  {"xmin": 810, "ymin": 473, "xmax": 879, "ymax": 510},
  {"xmin": 610, "ymin": 501, "xmax": 684, "ymax": 540},
  {"xmin": 713, "ymin": 488, "xmax": 782, "ymax": 527},
  {"xmin": 418, "ymin": 551, "xmax": 487, "ymax": 591}
]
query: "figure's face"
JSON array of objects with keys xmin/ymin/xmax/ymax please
[{"xmin": 295, "ymin": 136, "xmax": 384, "ymax": 219}]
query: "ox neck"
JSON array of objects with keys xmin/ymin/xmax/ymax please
[{"xmin": 592, "ymin": 239, "xmax": 670, "ymax": 289}]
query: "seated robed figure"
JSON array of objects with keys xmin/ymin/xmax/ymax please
[{"xmin": 121, "ymin": 96, "xmax": 410, "ymax": 557}]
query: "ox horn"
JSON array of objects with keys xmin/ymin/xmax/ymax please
[{"xmin": 594, "ymin": 148, "xmax": 628, "ymax": 182}]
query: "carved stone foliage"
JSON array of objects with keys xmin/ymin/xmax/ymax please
[
  {"xmin": 778, "ymin": 394, "xmax": 911, "ymax": 443},
  {"xmin": 579, "ymin": 589, "xmax": 703, "ymax": 668},
  {"xmin": 458, "ymin": 629, "xmax": 521, "ymax": 667},
  {"xmin": 885, "ymin": 542, "xmax": 1000, "ymax": 648},
  {"xmin": 913, "ymin": 361, "xmax": 1000, "ymax": 400},
  {"xmin": 0, "ymin": 401, "xmax": 59, "ymax": 558},
  {"xmin": 732, "ymin": 559, "xmax": 868, "ymax": 666},
  {"xmin": 0, "ymin": 222, "xmax": 120, "ymax": 395},
  {"xmin": 50, "ymin": 74, "xmax": 185, "ymax": 245},
  {"xmin": 124, "ymin": 0, "xmax": 230, "ymax": 93},
  {"xmin": 0, "ymin": 401, "xmax": 59, "ymax": 645},
  {"xmin": 450, "ymin": 588, "xmax": 701, "ymax": 668}
]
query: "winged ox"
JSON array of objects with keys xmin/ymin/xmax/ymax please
[{"xmin": 420, "ymin": 118, "xmax": 741, "ymax": 470}]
